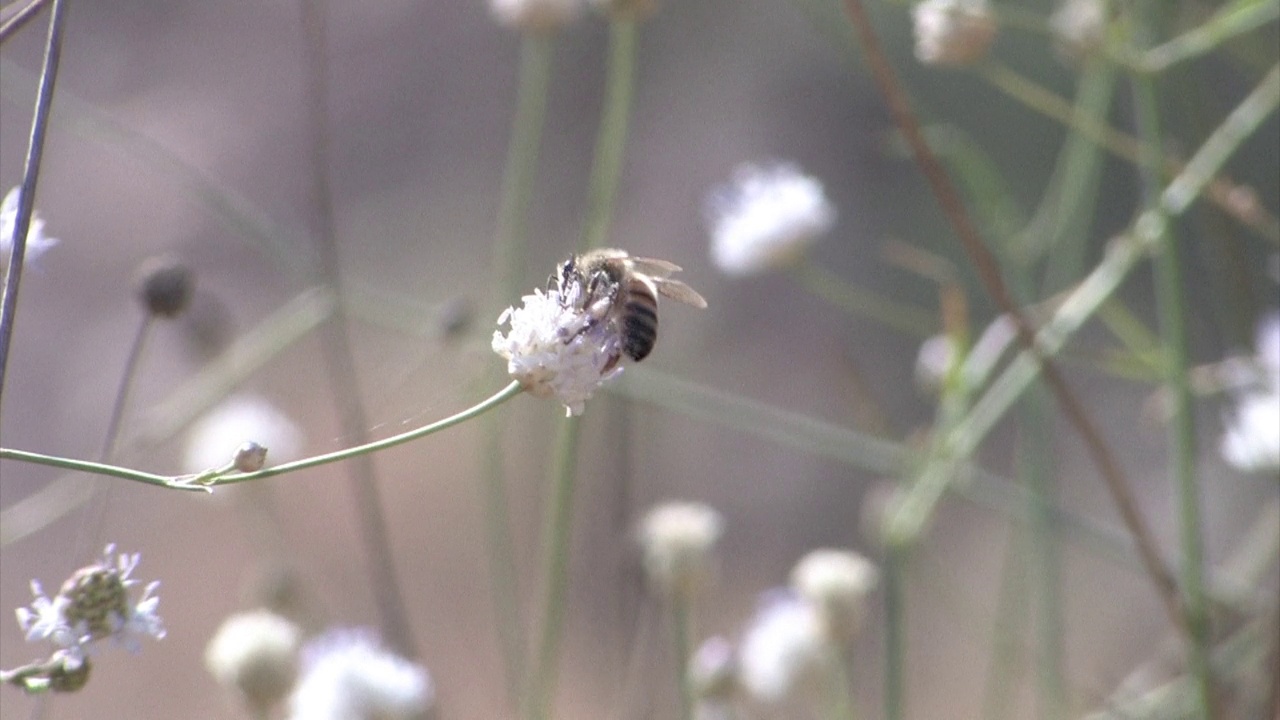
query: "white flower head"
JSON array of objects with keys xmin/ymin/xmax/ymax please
[
  {"xmin": 288, "ymin": 629, "xmax": 434, "ymax": 720},
  {"xmin": 205, "ymin": 609, "xmax": 302, "ymax": 713},
  {"xmin": 492, "ymin": 287, "xmax": 624, "ymax": 416},
  {"xmin": 738, "ymin": 590, "xmax": 831, "ymax": 703},
  {"xmin": 912, "ymin": 0, "xmax": 997, "ymax": 66},
  {"xmin": 184, "ymin": 394, "xmax": 304, "ymax": 474},
  {"xmin": 15, "ymin": 544, "xmax": 165, "ymax": 673},
  {"xmin": 490, "ymin": 0, "xmax": 582, "ymax": 33},
  {"xmin": 1, "ymin": 186, "xmax": 58, "ymax": 266},
  {"xmin": 706, "ymin": 163, "xmax": 835, "ymax": 277},
  {"xmin": 790, "ymin": 548, "xmax": 879, "ymax": 642},
  {"xmin": 1220, "ymin": 312, "xmax": 1280, "ymax": 473},
  {"xmin": 637, "ymin": 501, "xmax": 725, "ymax": 598},
  {"xmin": 915, "ymin": 334, "xmax": 957, "ymax": 391},
  {"xmin": 1050, "ymin": 0, "xmax": 1107, "ymax": 58}
]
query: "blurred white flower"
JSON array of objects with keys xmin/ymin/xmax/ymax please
[
  {"xmin": 705, "ymin": 163, "xmax": 835, "ymax": 277},
  {"xmin": 637, "ymin": 501, "xmax": 724, "ymax": 598},
  {"xmin": 492, "ymin": 287, "xmax": 623, "ymax": 416},
  {"xmin": 689, "ymin": 635, "xmax": 739, "ymax": 704},
  {"xmin": 15, "ymin": 544, "xmax": 165, "ymax": 671},
  {"xmin": 1221, "ymin": 313, "xmax": 1280, "ymax": 472},
  {"xmin": 912, "ymin": 0, "xmax": 997, "ymax": 66},
  {"xmin": 184, "ymin": 394, "xmax": 304, "ymax": 474},
  {"xmin": 790, "ymin": 549, "xmax": 878, "ymax": 643},
  {"xmin": 1, "ymin": 186, "xmax": 58, "ymax": 266},
  {"xmin": 205, "ymin": 609, "xmax": 301, "ymax": 714},
  {"xmin": 738, "ymin": 590, "xmax": 829, "ymax": 703},
  {"xmin": 490, "ymin": 0, "xmax": 581, "ymax": 33},
  {"xmin": 914, "ymin": 334, "xmax": 957, "ymax": 391},
  {"xmin": 287, "ymin": 629, "xmax": 434, "ymax": 720},
  {"xmin": 1050, "ymin": 0, "xmax": 1107, "ymax": 57}
]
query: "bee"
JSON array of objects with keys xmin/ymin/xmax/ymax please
[{"xmin": 550, "ymin": 248, "xmax": 707, "ymax": 368}]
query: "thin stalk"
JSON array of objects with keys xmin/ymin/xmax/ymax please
[
  {"xmin": 525, "ymin": 415, "xmax": 582, "ymax": 720},
  {"xmin": 790, "ymin": 259, "xmax": 937, "ymax": 338},
  {"xmin": 1139, "ymin": 0, "xmax": 1280, "ymax": 74},
  {"xmin": 882, "ymin": 541, "xmax": 907, "ymax": 720},
  {"xmin": 0, "ymin": 0, "xmax": 66, "ymax": 410},
  {"xmin": 579, "ymin": 20, "xmax": 637, "ymax": 252},
  {"xmin": 826, "ymin": 647, "xmax": 858, "ymax": 720},
  {"xmin": 0, "ymin": 381, "xmax": 525, "ymax": 486},
  {"xmin": 0, "ymin": 0, "xmax": 51, "ymax": 44},
  {"xmin": 1128, "ymin": 5, "xmax": 1215, "ymax": 716},
  {"xmin": 483, "ymin": 32, "xmax": 555, "ymax": 710},
  {"xmin": 671, "ymin": 594, "xmax": 694, "ymax": 720},
  {"xmin": 300, "ymin": 0, "xmax": 417, "ymax": 657},
  {"xmin": 978, "ymin": 526, "xmax": 1031, "ymax": 720}
]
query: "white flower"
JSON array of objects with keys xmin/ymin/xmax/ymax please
[
  {"xmin": 1050, "ymin": 0, "xmax": 1107, "ymax": 57},
  {"xmin": 790, "ymin": 549, "xmax": 878, "ymax": 642},
  {"xmin": 490, "ymin": 0, "xmax": 581, "ymax": 32},
  {"xmin": 206, "ymin": 609, "xmax": 301, "ymax": 713},
  {"xmin": 912, "ymin": 0, "xmax": 997, "ymax": 66},
  {"xmin": 738, "ymin": 590, "xmax": 830, "ymax": 703},
  {"xmin": 637, "ymin": 501, "xmax": 724, "ymax": 598},
  {"xmin": 1221, "ymin": 313, "xmax": 1280, "ymax": 473},
  {"xmin": 492, "ymin": 287, "xmax": 623, "ymax": 416},
  {"xmin": 14, "ymin": 544, "xmax": 165, "ymax": 672},
  {"xmin": 1, "ymin": 186, "xmax": 58, "ymax": 265},
  {"xmin": 184, "ymin": 394, "xmax": 304, "ymax": 474},
  {"xmin": 288, "ymin": 629, "xmax": 434, "ymax": 720},
  {"xmin": 706, "ymin": 163, "xmax": 835, "ymax": 277}
]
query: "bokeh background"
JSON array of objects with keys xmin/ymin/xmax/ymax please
[{"xmin": 1, "ymin": 0, "xmax": 1277, "ymax": 718}]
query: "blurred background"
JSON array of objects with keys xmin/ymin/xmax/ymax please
[{"xmin": 1, "ymin": 0, "xmax": 1277, "ymax": 718}]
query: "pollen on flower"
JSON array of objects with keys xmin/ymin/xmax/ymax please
[
  {"xmin": 492, "ymin": 287, "xmax": 623, "ymax": 416},
  {"xmin": 912, "ymin": 0, "xmax": 997, "ymax": 67},
  {"xmin": 1, "ymin": 186, "xmax": 58, "ymax": 267},
  {"xmin": 705, "ymin": 163, "xmax": 835, "ymax": 277}
]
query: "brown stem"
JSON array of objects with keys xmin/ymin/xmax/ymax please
[{"xmin": 838, "ymin": 0, "xmax": 1190, "ymax": 638}]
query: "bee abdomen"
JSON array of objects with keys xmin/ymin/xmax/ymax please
[{"xmin": 622, "ymin": 295, "xmax": 658, "ymax": 361}]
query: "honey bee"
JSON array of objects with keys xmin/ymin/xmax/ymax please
[{"xmin": 550, "ymin": 248, "xmax": 707, "ymax": 368}]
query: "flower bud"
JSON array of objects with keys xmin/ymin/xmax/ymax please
[{"xmin": 136, "ymin": 256, "xmax": 194, "ymax": 318}]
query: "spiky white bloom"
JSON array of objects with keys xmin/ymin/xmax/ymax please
[
  {"xmin": 1221, "ymin": 313, "xmax": 1280, "ymax": 472},
  {"xmin": 706, "ymin": 163, "xmax": 835, "ymax": 277},
  {"xmin": 493, "ymin": 287, "xmax": 623, "ymax": 416},
  {"xmin": 183, "ymin": 394, "xmax": 304, "ymax": 474},
  {"xmin": 1050, "ymin": 0, "xmax": 1107, "ymax": 57},
  {"xmin": 1, "ymin": 186, "xmax": 58, "ymax": 266},
  {"xmin": 287, "ymin": 629, "xmax": 434, "ymax": 720},
  {"xmin": 205, "ymin": 609, "xmax": 301, "ymax": 713},
  {"xmin": 15, "ymin": 544, "xmax": 165, "ymax": 670},
  {"xmin": 490, "ymin": 0, "xmax": 581, "ymax": 32},
  {"xmin": 790, "ymin": 549, "xmax": 879, "ymax": 642},
  {"xmin": 638, "ymin": 501, "xmax": 724, "ymax": 598},
  {"xmin": 738, "ymin": 590, "xmax": 830, "ymax": 703},
  {"xmin": 912, "ymin": 0, "xmax": 997, "ymax": 66}
]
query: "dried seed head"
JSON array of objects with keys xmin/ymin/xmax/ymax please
[
  {"xmin": 59, "ymin": 566, "xmax": 130, "ymax": 643},
  {"xmin": 136, "ymin": 256, "xmax": 194, "ymax": 318}
]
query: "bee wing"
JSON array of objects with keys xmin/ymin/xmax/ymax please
[
  {"xmin": 653, "ymin": 278, "xmax": 708, "ymax": 309},
  {"xmin": 625, "ymin": 257, "xmax": 684, "ymax": 277}
]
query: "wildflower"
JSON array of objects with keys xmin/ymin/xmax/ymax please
[
  {"xmin": 1050, "ymin": 0, "xmax": 1107, "ymax": 58},
  {"xmin": 914, "ymin": 334, "xmax": 957, "ymax": 392},
  {"xmin": 912, "ymin": 0, "xmax": 997, "ymax": 66},
  {"xmin": 1, "ymin": 186, "xmax": 58, "ymax": 267},
  {"xmin": 287, "ymin": 629, "xmax": 434, "ymax": 720},
  {"xmin": 492, "ymin": 287, "xmax": 623, "ymax": 416},
  {"xmin": 637, "ymin": 501, "xmax": 724, "ymax": 599},
  {"xmin": 706, "ymin": 163, "xmax": 835, "ymax": 277},
  {"xmin": 205, "ymin": 609, "xmax": 301, "ymax": 715},
  {"xmin": 15, "ymin": 544, "xmax": 165, "ymax": 673},
  {"xmin": 737, "ymin": 590, "xmax": 830, "ymax": 703},
  {"xmin": 1221, "ymin": 313, "xmax": 1280, "ymax": 472},
  {"xmin": 490, "ymin": 0, "xmax": 581, "ymax": 33},
  {"xmin": 790, "ymin": 549, "xmax": 878, "ymax": 643},
  {"xmin": 183, "ymin": 394, "xmax": 304, "ymax": 475}
]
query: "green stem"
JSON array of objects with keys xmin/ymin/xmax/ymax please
[
  {"xmin": 790, "ymin": 259, "xmax": 937, "ymax": 338},
  {"xmin": 1128, "ymin": 6, "xmax": 1215, "ymax": 716},
  {"xmin": 0, "ymin": 381, "xmax": 525, "ymax": 487},
  {"xmin": 882, "ymin": 541, "xmax": 907, "ymax": 720},
  {"xmin": 526, "ymin": 416, "xmax": 582, "ymax": 720},
  {"xmin": 1139, "ymin": 0, "xmax": 1280, "ymax": 74},
  {"xmin": 580, "ymin": 20, "xmax": 638, "ymax": 252},
  {"xmin": 672, "ymin": 594, "xmax": 694, "ymax": 720}
]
